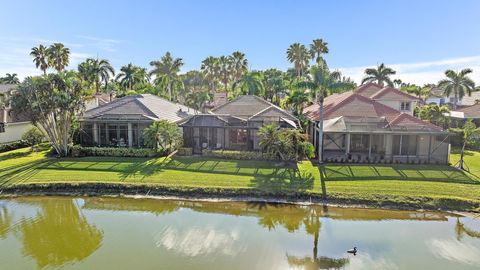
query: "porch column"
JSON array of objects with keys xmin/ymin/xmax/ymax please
[
  {"xmin": 128, "ymin": 123, "xmax": 133, "ymax": 147},
  {"xmin": 116, "ymin": 124, "xmax": 120, "ymax": 143},
  {"xmin": 368, "ymin": 134, "xmax": 372, "ymax": 160},
  {"xmin": 137, "ymin": 123, "xmax": 141, "ymax": 146},
  {"xmin": 427, "ymin": 135, "xmax": 432, "ymax": 163},
  {"xmin": 93, "ymin": 122, "xmax": 99, "ymax": 145},
  {"xmin": 346, "ymin": 133, "xmax": 351, "ymax": 154},
  {"xmin": 223, "ymin": 128, "xmax": 226, "ymax": 150}
]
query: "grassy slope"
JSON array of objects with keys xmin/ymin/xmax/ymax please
[{"xmin": 1, "ymin": 147, "xmax": 479, "ymax": 209}]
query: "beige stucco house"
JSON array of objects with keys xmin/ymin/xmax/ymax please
[
  {"xmin": 304, "ymin": 83, "xmax": 450, "ymax": 164},
  {"xmin": 0, "ymin": 84, "xmax": 32, "ymax": 143}
]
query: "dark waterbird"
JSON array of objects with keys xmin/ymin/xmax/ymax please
[{"xmin": 347, "ymin": 247, "xmax": 357, "ymax": 255}]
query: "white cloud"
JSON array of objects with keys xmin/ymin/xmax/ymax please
[
  {"xmin": 76, "ymin": 35, "xmax": 122, "ymax": 52},
  {"xmin": 426, "ymin": 238, "xmax": 480, "ymax": 265},
  {"xmin": 337, "ymin": 56, "xmax": 480, "ymax": 85}
]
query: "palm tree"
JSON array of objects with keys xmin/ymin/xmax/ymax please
[
  {"xmin": 233, "ymin": 72, "xmax": 265, "ymax": 96},
  {"xmin": 185, "ymin": 91, "xmax": 210, "ymax": 111},
  {"xmin": 47, "ymin": 43, "xmax": 70, "ymax": 72},
  {"xmin": 149, "ymin": 52, "xmax": 184, "ymax": 101},
  {"xmin": 285, "ymin": 89, "xmax": 309, "ymax": 116},
  {"xmin": 217, "ymin": 55, "xmax": 232, "ymax": 92},
  {"xmin": 229, "ymin": 51, "xmax": 248, "ymax": 86},
  {"xmin": 361, "ymin": 63, "xmax": 396, "ymax": 87},
  {"xmin": 0, "ymin": 73, "xmax": 20, "ymax": 84},
  {"xmin": 263, "ymin": 69, "xmax": 286, "ymax": 104},
  {"xmin": 30, "ymin": 45, "xmax": 49, "ymax": 75},
  {"xmin": 437, "ymin": 69, "xmax": 476, "ymax": 110},
  {"xmin": 78, "ymin": 58, "xmax": 115, "ymax": 94},
  {"xmin": 287, "ymin": 43, "xmax": 310, "ymax": 77},
  {"xmin": 309, "ymin": 39, "xmax": 329, "ymax": 66},
  {"xmin": 201, "ymin": 56, "xmax": 219, "ymax": 93},
  {"xmin": 116, "ymin": 63, "xmax": 149, "ymax": 90}
]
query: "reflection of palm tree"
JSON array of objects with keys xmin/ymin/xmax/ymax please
[
  {"xmin": 0, "ymin": 206, "xmax": 13, "ymax": 239},
  {"xmin": 14, "ymin": 198, "xmax": 103, "ymax": 269},
  {"xmin": 287, "ymin": 208, "xmax": 349, "ymax": 270},
  {"xmin": 455, "ymin": 217, "xmax": 480, "ymax": 240}
]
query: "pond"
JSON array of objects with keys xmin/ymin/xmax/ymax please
[{"xmin": 0, "ymin": 196, "xmax": 479, "ymax": 270}]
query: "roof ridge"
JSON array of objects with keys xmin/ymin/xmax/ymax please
[
  {"xmin": 370, "ymin": 87, "xmax": 419, "ymax": 100},
  {"xmin": 389, "ymin": 113, "xmax": 443, "ymax": 131},
  {"xmin": 87, "ymin": 96, "xmax": 137, "ymax": 116}
]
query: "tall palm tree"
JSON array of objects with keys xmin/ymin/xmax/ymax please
[
  {"xmin": 78, "ymin": 58, "xmax": 115, "ymax": 94},
  {"xmin": 361, "ymin": 63, "xmax": 396, "ymax": 87},
  {"xmin": 287, "ymin": 43, "xmax": 310, "ymax": 77},
  {"xmin": 30, "ymin": 45, "xmax": 49, "ymax": 75},
  {"xmin": 229, "ymin": 51, "xmax": 248, "ymax": 85},
  {"xmin": 437, "ymin": 69, "xmax": 476, "ymax": 110},
  {"xmin": 0, "ymin": 73, "xmax": 20, "ymax": 84},
  {"xmin": 263, "ymin": 69, "xmax": 286, "ymax": 105},
  {"xmin": 116, "ymin": 63, "xmax": 149, "ymax": 90},
  {"xmin": 233, "ymin": 72, "xmax": 265, "ymax": 96},
  {"xmin": 217, "ymin": 55, "xmax": 232, "ymax": 92},
  {"xmin": 309, "ymin": 39, "xmax": 329, "ymax": 66},
  {"xmin": 47, "ymin": 43, "xmax": 70, "ymax": 72},
  {"xmin": 149, "ymin": 52, "xmax": 184, "ymax": 101},
  {"xmin": 201, "ymin": 56, "xmax": 220, "ymax": 93}
]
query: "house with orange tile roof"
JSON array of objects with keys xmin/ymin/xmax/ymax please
[{"xmin": 303, "ymin": 83, "xmax": 450, "ymax": 164}]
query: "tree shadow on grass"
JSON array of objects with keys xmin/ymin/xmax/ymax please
[
  {"xmin": 0, "ymin": 160, "xmax": 52, "ymax": 187},
  {"xmin": 249, "ymin": 169, "xmax": 314, "ymax": 193}
]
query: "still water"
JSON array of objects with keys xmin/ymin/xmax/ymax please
[{"xmin": 0, "ymin": 196, "xmax": 479, "ymax": 270}]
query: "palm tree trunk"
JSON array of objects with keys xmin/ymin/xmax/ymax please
[
  {"xmin": 318, "ymin": 94, "xmax": 324, "ymax": 164},
  {"xmin": 459, "ymin": 141, "xmax": 466, "ymax": 170}
]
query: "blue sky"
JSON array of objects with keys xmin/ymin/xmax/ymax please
[{"xmin": 1, "ymin": 0, "xmax": 480, "ymax": 84}]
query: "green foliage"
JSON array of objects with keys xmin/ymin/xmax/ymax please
[
  {"xmin": 78, "ymin": 58, "xmax": 115, "ymax": 94},
  {"xmin": 0, "ymin": 73, "xmax": 20, "ymax": 84},
  {"xmin": 418, "ymin": 104, "xmax": 450, "ymax": 127},
  {"xmin": 0, "ymin": 140, "xmax": 30, "ymax": 153},
  {"xmin": 11, "ymin": 72, "xmax": 86, "ymax": 156},
  {"xmin": 437, "ymin": 69, "xmax": 477, "ymax": 109},
  {"xmin": 143, "ymin": 120, "xmax": 183, "ymax": 153},
  {"xmin": 450, "ymin": 120, "xmax": 480, "ymax": 169},
  {"xmin": 21, "ymin": 127, "xmax": 45, "ymax": 151},
  {"xmin": 233, "ymin": 71, "xmax": 265, "ymax": 96},
  {"xmin": 286, "ymin": 43, "xmax": 310, "ymax": 77},
  {"xmin": 202, "ymin": 149, "xmax": 279, "ymax": 160},
  {"xmin": 258, "ymin": 124, "xmax": 314, "ymax": 161},
  {"xmin": 361, "ymin": 63, "xmax": 396, "ymax": 87},
  {"xmin": 149, "ymin": 52, "xmax": 184, "ymax": 101},
  {"xmin": 71, "ymin": 145, "xmax": 161, "ymax": 157}
]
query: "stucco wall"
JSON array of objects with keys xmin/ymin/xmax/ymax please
[{"xmin": 0, "ymin": 122, "xmax": 32, "ymax": 143}]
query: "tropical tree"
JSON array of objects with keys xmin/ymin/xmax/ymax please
[
  {"xmin": 47, "ymin": 43, "xmax": 70, "ymax": 72},
  {"xmin": 287, "ymin": 43, "xmax": 310, "ymax": 77},
  {"xmin": 450, "ymin": 120, "xmax": 480, "ymax": 170},
  {"xmin": 30, "ymin": 45, "xmax": 50, "ymax": 75},
  {"xmin": 149, "ymin": 52, "xmax": 184, "ymax": 101},
  {"xmin": 229, "ymin": 51, "xmax": 248, "ymax": 85},
  {"xmin": 116, "ymin": 63, "xmax": 149, "ymax": 90},
  {"xmin": 143, "ymin": 120, "xmax": 183, "ymax": 152},
  {"xmin": 78, "ymin": 58, "xmax": 115, "ymax": 94},
  {"xmin": 0, "ymin": 73, "xmax": 20, "ymax": 84},
  {"xmin": 233, "ymin": 71, "xmax": 265, "ymax": 96},
  {"xmin": 361, "ymin": 63, "xmax": 396, "ymax": 87},
  {"xmin": 21, "ymin": 127, "xmax": 44, "ymax": 152},
  {"xmin": 285, "ymin": 89, "xmax": 309, "ymax": 116},
  {"xmin": 201, "ymin": 56, "xmax": 219, "ymax": 93},
  {"xmin": 258, "ymin": 124, "xmax": 288, "ymax": 160},
  {"xmin": 309, "ymin": 39, "xmax": 329, "ymax": 66},
  {"xmin": 217, "ymin": 55, "xmax": 232, "ymax": 92},
  {"xmin": 263, "ymin": 69, "xmax": 286, "ymax": 104},
  {"xmin": 11, "ymin": 72, "xmax": 86, "ymax": 156},
  {"xmin": 438, "ymin": 69, "xmax": 477, "ymax": 110},
  {"xmin": 401, "ymin": 84, "xmax": 431, "ymax": 102},
  {"xmin": 418, "ymin": 104, "xmax": 450, "ymax": 128},
  {"xmin": 185, "ymin": 91, "xmax": 210, "ymax": 111}
]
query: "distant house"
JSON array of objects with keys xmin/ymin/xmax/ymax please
[
  {"xmin": 79, "ymin": 94, "xmax": 197, "ymax": 147},
  {"xmin": 179, "ymin": 95, "xmax": 298, "ymax": 154},
  {"xmin": 0, "ymin": 84, "xmax": 33, "ymax": 143},
  {"xmin": 425, "ymin": 87, "xmax": 480, "ymax": 107},
  {"xmin": 448, "ymin": 103, "xmax": 480, "ymax": 122},
  {"xmin": 304, "ymin": 83, "xmax": 450, "ymax": 164}
]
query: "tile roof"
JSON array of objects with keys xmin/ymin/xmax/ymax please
[
  {"xmin": 355, "ymin": 82, "xmax": 383, "ymax": 97},
  {"xmin": 460, "ymin": 91, "xmax": 480, "ymax": 106},
  {"xmin": 83, "ymin": 94, "xmax": 197, "ymax": 122},
  {"xmin": 455, "ymin": 103, "xmax": 480, "ymax": 118},
  {"xmin": 370, "ymin": 87, "xmax": 419, "ymax": 101},
  {"xmin": 211, "ymin": 95, "xmax": 298, "ymax": 121},
  {"xmin": 0, "ymin": 84, "xmax": 16, "ymax": 94}
]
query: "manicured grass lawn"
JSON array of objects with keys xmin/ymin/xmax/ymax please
[{"xmin": 1, "ymin": 146, "xmax": 479, "ymax": 210}]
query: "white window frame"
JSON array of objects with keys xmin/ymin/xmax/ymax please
[{"xmin": 400, "ymin": 102, "xmax": 411, "ymax": 111}]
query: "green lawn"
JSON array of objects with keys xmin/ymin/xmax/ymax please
[{"xmin": 1, "ymin": 146, "xmax": 479, "ymax": 210}]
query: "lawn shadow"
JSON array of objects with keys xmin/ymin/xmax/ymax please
[
  {"xmin": 249, "ymin": 167, "xmax": 314, "ymax": 193},
  {"xmin": 0, "ymin": 159, "xmax": 52, "ymax": 187}
]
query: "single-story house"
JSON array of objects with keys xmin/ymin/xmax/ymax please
[
  {"xmin": 0, "ymin": 84, "xmax": 33, "ymax": 143},
  {"xmin": 79, "ymin": 94, "xmax": 197, "ymax": 147},
  {"xmin": 179, "ymin": 95, "xmax": 299, "ymax": 154},
  {"xmin": 304, "ymin": 83, "xmax": 450, "ymax": 164}
]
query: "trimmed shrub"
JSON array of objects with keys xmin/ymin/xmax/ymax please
[
  {"xmin": 71, "ymin": 145, "xmax": 162, "ymax": 158},
  {"xmin": 177, "ymin": 147, "xmax": 193, "ymax": 156},
  {"xmin": 202, "ymin": 149, "xmax": 280, "ymax": 161},
  {"xmin": 0, "ymin": 140, "xmax": 30, "ymax": 153}
]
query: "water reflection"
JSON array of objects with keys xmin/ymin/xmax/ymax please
[
  {"xmin": 427, "ymin": 238, "xmax": 480, "ymax": 265},
  {"xmin": 13, "ymin": 197, "xmax": 103, "ymax": 269},
  {"xmin": 0, "ymin": 205, "xmax": 13, "ymax": 239}
]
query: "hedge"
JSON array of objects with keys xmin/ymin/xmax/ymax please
[
  {"xmin": 202, "ymin": 149, "xmax": 279, "ymax": 160},
  {"xmin": 71, "ymin": 145, "xmax": 163, "ymax": 158},
  {"xmin": 0, "ymin": 140, "xmax": 30, "ymax": 153}
]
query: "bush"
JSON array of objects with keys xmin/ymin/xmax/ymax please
[
  {"xmin": 177, "ymin": 147, "xmax": 193, "ymax": 156},
  {"xmin": 71, "ymin": 145, "xmax": 162, "ymax": 158},
  {"xmin": 0, "ymin": 140, "xmax": 30, "ymax": 153},
  {"xmin": 21, "ymin": 127, "xmax": 45, "ymax": 151},
  {"xmin": 202, "ymin": 149, "xmax": 279, "ymax": 161}
]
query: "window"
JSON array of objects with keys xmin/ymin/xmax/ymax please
[
  {"xmin": 229, "ymin": 129, "xmax": 247, "ymax": 144},
  {"xmin": 0, "ymin": 123, "xmax": 4, "ymax": 133},
  {"xmin": 400, "ymin": 102, "xmax": 411, "ymax": 111},
  {"xmin": 392, "ymin": 135, "xmax": 417, "ymax": 156}
]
